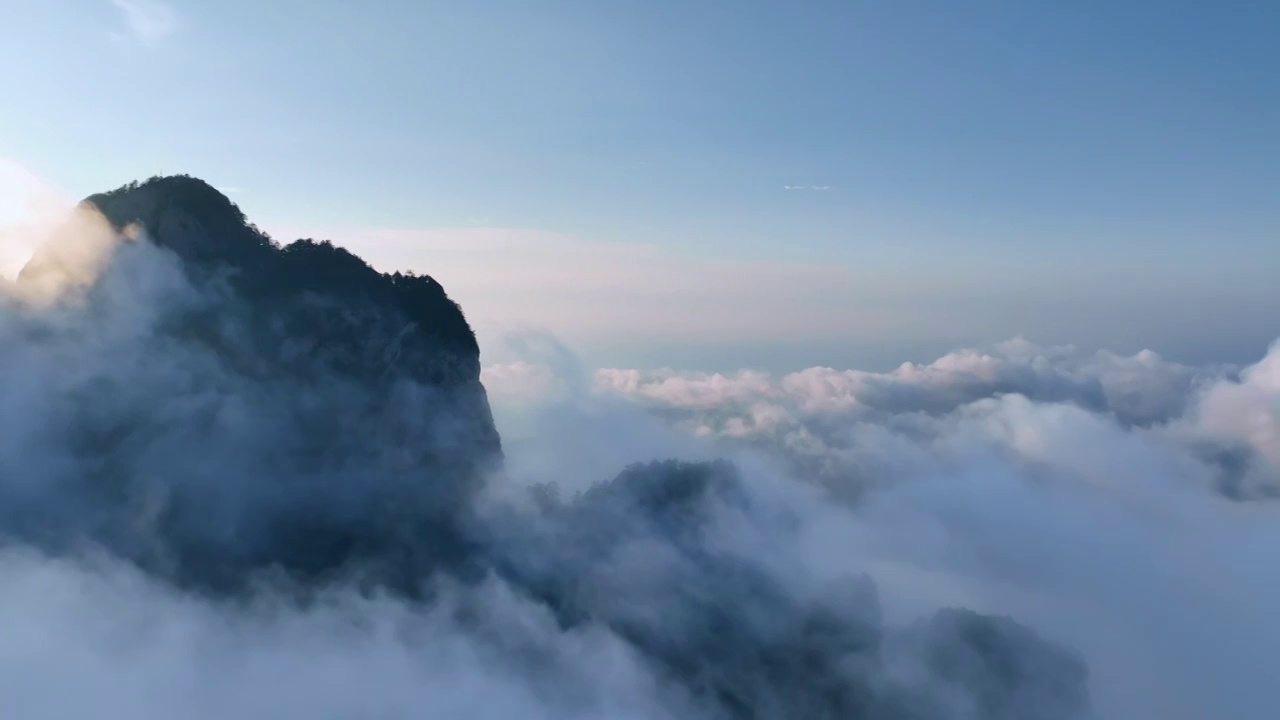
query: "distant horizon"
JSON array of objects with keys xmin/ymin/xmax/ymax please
[
  {"xmin": 4, "ymin": 1, "xmax": 1277, "ymax": 374},
  {"xmin": 2, "ymin": 165, "xmax": 1274, "ymax": 376}
]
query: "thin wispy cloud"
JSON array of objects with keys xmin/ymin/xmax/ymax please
[
  {"xmin": 783, "ymin": 185, "xmax": 832, "ymax": 191},
  {"xmin": 109, "ymin": 0, "xmax": 177, "ymax": 47}
]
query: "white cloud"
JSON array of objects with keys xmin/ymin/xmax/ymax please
[
  {"xmin": 0, "ymin": 159, "xmax": 73, "ymax": 281},
  {"xmin": 1177, "ymin": 340, "xmax": 1280, "ymax": 496},
  {"xmin": 110, "ymin": 0, "xmax": 177, "ymax": 47},
  {"xmin": 482, "ymin": 360, "xmax": 561, "ymax": 407},
  {"xmin": 500, "ymin": 337, "xmax": 1280, "ymax": 501},
  {"xmin": 596, "ymin": 368, "xmax": 781, "ymax": 411},
  {"xmin": 596, "ymin": 338, "xmax": 1211, "ymax": 427},
  {"xmin": 485, "ymin": 336, "xmax": 1280, "ymax": 718},
  {"xmin": 1193, "ymin": 340, "xmax": 1280, "ymax": 462},
  {"xmin": 0, "ymin": 552, "xmax": 688, "ymax": 720}
]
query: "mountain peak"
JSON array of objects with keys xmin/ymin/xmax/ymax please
[
  {"xmin": 61, "ymin": 175, "xmax": 481, "ymax": 354},
  {"xmin": 83, "ymin": 174, "xmax": 273, "ymax": 271},
  {"xmin": 97, "ymin": 173, "xmax": 236, "ymax": 205},
  {"xmin": 12, "ymin": 174, "xmax": 503, "ymax": 590}
]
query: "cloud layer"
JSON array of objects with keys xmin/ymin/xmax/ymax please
[
  {"xmin": 5, "ymin": 178, "xmax": 1276, "ymax": 718},
  {"xmin": 484, "ymin": 335, "xmax": 1280, "ymax": 719},
  {"xmin": 584, "ymin": 339, "xmax": 1278, "ymax": 499},
  {"xmin": 0, "ymin": 206, "xmax": 1102, "ymax": 719}
]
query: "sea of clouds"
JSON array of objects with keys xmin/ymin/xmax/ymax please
[
  {"xmin": 485, "ymin": 333, "xmax": 1280, "ymax": 720},
  {"xmin": 0, "ymin": 199, "xmax": 1275, "ymax": 719}
]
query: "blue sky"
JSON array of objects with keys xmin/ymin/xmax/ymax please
[{"xmin": 1, "ymin": 1, "xmax": 1277, "ymax": 371}]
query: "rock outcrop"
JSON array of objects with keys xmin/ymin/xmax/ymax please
[{"xmin": 14, "ymin": 175, "xmax": 501, "ymax": 591}]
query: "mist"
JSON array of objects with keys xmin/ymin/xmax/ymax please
[
  {"xmin": 511, "ymin": 336, "xmax": 1280, "ymax": 719},
  {"xmin": 0, "ymin": 200, "xmax": 1271, "ymax": 720}
]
